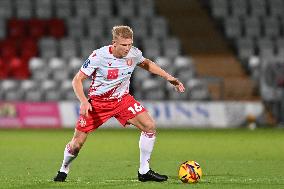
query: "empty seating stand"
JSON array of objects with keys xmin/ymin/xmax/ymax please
[
  {"xmin": 208, "ymin": 0, "xmax": 284, "ymax": 114},
  {"xmin": 0, "ymin": 0, "xmax": 198, "ymax": 102}
]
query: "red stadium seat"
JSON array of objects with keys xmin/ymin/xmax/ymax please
[
  {"xmin": 13, "ymin": 67, "xmax": 30, "ymax": 79},
  {"xmin": 8, "ymin": 19, "xmax": 27, "ymax": 39},
  {"xmin": 21, "ymin": 49, "xmax": 37, "ymax": 62},
  {"xmin": 48, "ymin": 19, "xmax": 66, "ymax": 38},
  {"xmin": 0, "ymin": 58, "xmax": 9, "ymax": 79},
  {"xmin": 9, "ymin": 57, "xmax": 30, "ymax": 79},
  {"xmin": 0, "ymin": 39, "xmax": 18, "ymax": 61},
  {"xmin": 20, "ymin": 38, "xmax": 38, "ymax": 61},
  {"xmin": 28, "ymin": 19, "xmax": 47, "ymax": 39}
]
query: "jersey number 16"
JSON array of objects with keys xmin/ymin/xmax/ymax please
[{"xmin": 128, "ymin": 103, "xmax": 143, "ymax": 115}]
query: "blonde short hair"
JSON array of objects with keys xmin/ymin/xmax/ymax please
[{"xmin": 112, "ymin": 25, "xmax": 133, "ymax": 40}]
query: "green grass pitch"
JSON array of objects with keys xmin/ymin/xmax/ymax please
[{"xmin": 0, "ymin": 128, "xmax": 283, "ymax": 189}]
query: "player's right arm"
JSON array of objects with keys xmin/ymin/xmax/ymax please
[{"xmin": 72, "ymin": 71, "xmax": 92, "ymax": 117}]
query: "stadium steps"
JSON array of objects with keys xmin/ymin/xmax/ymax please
[
  {"xmin": 193, "ymin": 55, "xmax": 259, "ymax": 100},
  {"xmin": 154, "ymin": 0, "xmax": 259, "ymax": 100},
  {"xmin": 154, "ymin": 0, "xmax": 230, "ymax": 54}
]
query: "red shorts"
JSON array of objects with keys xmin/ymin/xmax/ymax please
[{"xmin": 76, "ymin": 94, "xmax": 147, "ymax": 133}]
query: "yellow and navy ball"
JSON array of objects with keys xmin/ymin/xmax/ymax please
[{"xmin": 178, "ymin": 160, "xmax": 202, "ymax": 183}]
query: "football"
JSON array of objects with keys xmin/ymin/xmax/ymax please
[{"xmin": 178, "ymin": 160, "xmax": 202, "ymax": 183}]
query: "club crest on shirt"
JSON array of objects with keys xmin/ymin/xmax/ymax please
[{"xmin": 126, "ymin": 59, "xmax": 133, "ymax": 66}]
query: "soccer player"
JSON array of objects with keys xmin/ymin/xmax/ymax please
[{"xmin": 54, "ymin": 25, "xmax": 185, "ymax": 182}]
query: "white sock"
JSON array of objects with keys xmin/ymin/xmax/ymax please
[
  {"xmin": 59, "ymin": 143, "xmax": 78, "ymax": 174},
  {"xmin": 138, "ymin": 131, "xmax": 156, "ymax": 174}
]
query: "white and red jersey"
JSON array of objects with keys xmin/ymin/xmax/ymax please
[{"xmin": 80, "ymin": 45, "xmax": 145, "ymax": 101}]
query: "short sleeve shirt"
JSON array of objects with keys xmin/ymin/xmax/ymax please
[{"xmin": 80, "ymin": 45, "xmax": 145, "ymax": 100}]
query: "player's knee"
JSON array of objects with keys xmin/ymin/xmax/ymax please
[{"xmin": 143, "ymin": 120, "xmax": 156, "ymax": 133}]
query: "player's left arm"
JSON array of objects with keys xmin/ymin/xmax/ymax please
[{"xmin": 138, "ymin": 58, "xmax": 185, "ymax": 92}]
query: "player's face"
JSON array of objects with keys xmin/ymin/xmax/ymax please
[{"xmin": 112, "ymin": 36, "xmax": 133, "ymax": 58}]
